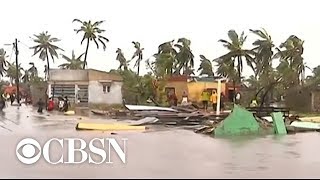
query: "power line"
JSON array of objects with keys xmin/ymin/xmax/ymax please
[
  {"xmin": 17, "ymin": 40, "xmax": 30, "ymax": 49},
  {"xmin": 8, "ymin": 46, "xmax": 14, "ymax": 62}
]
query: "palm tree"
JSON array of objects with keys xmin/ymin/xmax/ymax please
[
  {"xmin": 215, "ymin": 57, "xmax": 238, "ymax": 81},
  {"xmin": 215, "ymin": 30, "xmax": 255, "ymax": 82},
  {"xmin": 28, "ymin": 62, "xmax": 38, "ymax": 77},
  {"xmin": 59, "ymin": 50, "xmax": 84, "ymax": 70},
  {"xmin": 116, "ymin": 48, "xmax": 129, "ymax": 71},
  {"xmin": 274, "ymin": 35, "xmax": 305, "ymax": 86},
  {"xmin": 152, "ymin": 40, "xmax": 177, "ymax": 76},
  {"xmin": 131, "ymin": 41, "xmax": 144, "ymax": 76},
  {"xmin": 73, "ymin": 19, "xmax": 109, "ymax": 69},
  {"xmin": 0, "ymin": 48, "xmax": 8, "ymax": 78},
  {"xmin": 174, "ymin": 38, "xmax": 194, "ymax": 74},
  {"xmin": 249, "ymin": 28, "xmax": 274, "ymax": 80},
  {"xmin": 30, "ymin": 31, "xmax": 63, "ymax": 79},
  {"xmin": 22, "ymin": 69, "xmax": 30, "ymax": 83},
  {"xmin": 198, "ymin": 55, "xmax": 213, "ymax": 76},
  {"xmin": 6, "ymin": 62, "xmax": 23, "ymax": 84}
]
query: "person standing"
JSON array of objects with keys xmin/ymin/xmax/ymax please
[
  {"xmin": 167, "ymin": 90, "xmax": 178, "ymax": 107},
  {"xmin": 210, "ymin": 90, "xmax": 218, "ymax": 111},
  {"xmin": 181, "ymin": 90, "xmax": 188, "ymax": 106},
  {"xmin": 47, "ymin": 97, "xmax": 55, "ymax": 111},
  {"xmin": 37, "ymin": 98, "xmax": 45, "ymax": 113},
  {"xmin": 220, "ymin": 93, "xmax": 225, "ymax": 111},
  {"xmin": 63, "ymin": 96, "xmax": 70, "ymax": 112},
  {"xmin": 0, "ymin": 96, "xmax": 5, "ymax": 111},
  {"xmin": 201, "ymin": 90, "xmax": 210, "ymax": 112},
  {"xmin": 235, "ymin": 91, "xmax": 241, "ymax": 105}
]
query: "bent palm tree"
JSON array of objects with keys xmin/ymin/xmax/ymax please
[
  {"xmin": 153, "ymin": 40, "xmax": 177, "ymax": 75},
  {"xmin": 131, "ymin": 41, "xmax": 144, "ymax": 76},
  {"xmin": 59, "ymin": 50, "xmax": 84, "ymax": 70},
  {"xmin": 249, "ymin": 28, "xmax": 274, "ymax": 80},
  {"xmin": 73, "ymin": 19, "xmax": 109, "ymax": 69},
  {"xmin": 22, "ymin": 69, "xmax": 30, "ymax": 83},
  {"xmin": 30, "ymin": 31, "xmax": 63, "ymax": 79},
  {"xmin": 198, "ymin": 55, "xmax": 213, "ymax": 76},
  {"xmin": 274, "ymin": 35, "xmax": 305, "ymax": 86},
  {"xmin": 0, "ymin": 48, "xmax": 8, "ymax": 78},
  {"xmin": 28, "ymin": 62, "xmax": 38, "ymax": 80},
  {"xmin": 6, "ymin": 62, "xmax": 23, "ymax": 84},
  {"xmin": 116, "ymin": 48, "xmax": 129, "ymax": 71},
  {"xmin": 174, "ymin": 38, "xmax": 194, "ymax": 74}
]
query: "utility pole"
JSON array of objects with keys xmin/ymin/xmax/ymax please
[{"xmin": 14, "ymin": 38, "xmax": 20, "ymax": 105}]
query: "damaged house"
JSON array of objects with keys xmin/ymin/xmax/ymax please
[{"xmin": 47, "ymin": 69, "xmax": 123, "ymax": 106}]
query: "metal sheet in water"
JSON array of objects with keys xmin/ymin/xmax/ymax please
[{"xmin": 290, "ymin": 121, "xmax": 320, "ymax": 130}]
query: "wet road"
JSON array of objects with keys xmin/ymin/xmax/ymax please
[{"xmin": 1, "ymin": 104, "xmax": 320, "ymax": 178}]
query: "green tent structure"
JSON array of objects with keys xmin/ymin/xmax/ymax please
[{"xmin": 214, "ymin": 105, "xmax": 272, "ymax": 137}]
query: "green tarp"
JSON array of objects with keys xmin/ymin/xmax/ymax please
[{"xmin": 214, "ymin": 105, "xmax": 260, "ymax": 136}]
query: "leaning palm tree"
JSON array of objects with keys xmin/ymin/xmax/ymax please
[
  {"xmin": 73, "ymin": 19, "xmax": 109, "ymax": 69},
  {"xmin": 6, "ymin": 62, "xmax": 23, "ymax": 84},
  {"xmin": 174, "ymin": 38, "xmax": 194, "ymax": 75},
  {"xmin": 59, "ymin": 50, "xmax": 84, "ymax": 70},
  {"xmin": 22, "ymin": 69, "xmax": 30, "ymax": 83},
  {"xmin": 116, "ymin": 48, "xmax": 130, "ymax": 71},
  {"xmin": 28, "ymin": 62, "xmax": 38, "ymax": 79},
  {"xmin": 198, "ymin": 55, "xmax": 213, "ymax": 76},
  {"xmin": 30, "ymin": 31, "xmax": 63, "ymax": 79},
  {"xmin": 153, "ymin": 40, "xmax": 178, "ymax": 75},
  {"xmin": 0, "ymin": 48, "xmax": 8, "ymax": 78},
  {"xmin": 249, "ymin": 28, "xmax": 274, "ymax": 80},
  {"xmin": 274, "ymin": 35, "xmax": 305, "ymax": 86},
  {"xmin": 131, "ymin": 41, "xmax": 144, "ymax": 76}
]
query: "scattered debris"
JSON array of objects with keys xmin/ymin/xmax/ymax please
[
  {"xmin": 91, "ymin": 109, "xmax": 108, "ymax": 116},
  {"xmin": 125, "ymin": 104, "xmax": 178, "ymax": 112},
  {"xmin": 123, "ymin": 117, "xmax": 159, "ymax": 126}
]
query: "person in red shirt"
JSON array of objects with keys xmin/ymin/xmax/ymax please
[{"xmin": 47, "ymin": 97, "xmax": 55, "ymax": 111}]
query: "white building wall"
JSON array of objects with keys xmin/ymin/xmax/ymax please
[{"xmin": 88, "ymin": 81, "xmax": 123, "ymax": 104}]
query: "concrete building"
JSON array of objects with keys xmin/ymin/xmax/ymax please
[
  {"xmin": 164, "ymin": 75, "xmax": 241, "ymax": 103},
  {"xmin": 47, "ymin": 69, "xmax": 123, "ymax": 106}
]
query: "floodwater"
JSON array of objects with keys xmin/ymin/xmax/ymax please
[{"xmin": 1, "ymin": 104, "xmax": 320, "ymax": 178}]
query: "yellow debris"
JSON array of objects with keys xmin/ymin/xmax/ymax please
[
  {"xmin": 64, "ymin": 111, "xmax": 75, "ymax": 115},
  {"xmin": 76, "ymin": 122, "xmax": 146, "ymax": 131}
]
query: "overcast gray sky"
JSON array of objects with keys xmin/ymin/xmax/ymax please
[{"xmin": 0, "ymin": 0, "xmax": 319, "ymax": 78}]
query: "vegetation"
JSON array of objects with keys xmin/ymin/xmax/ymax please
[
  {"xmin": 30, "ymin": 31, "xmax": 63, "ymax": 79},
  {"xmin": 0, "ymin": 19, "xmax": 317, "ymax": 109},
  {"xmin": 59, "ymin": 50, "xmax": 84, "ymax": 70},
  {"xmin": 72, "ymin": 19, "xmax": 109, "ymax": 69}
]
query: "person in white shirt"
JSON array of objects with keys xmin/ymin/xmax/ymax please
[{"xmin": 235, "ymin": 92, "xmax": 241, "ymax": 104}]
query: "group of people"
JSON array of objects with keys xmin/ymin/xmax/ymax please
[
  {"xmin": 165, "ymin": 89, "xmax": 227, "ymax": 112},
  {"xmin": 0, "ymin": 91, "xmax": 71, "ymax": 114},
  {"xmin": 37, "ymin": 96, "xmax": 70, "ymax": 113},
  {"xmin": 0, "ymin": 93, "xmax": 23, "ymax": 111},
  {"xmin": 201, "ymin": 90, "xmax": 225, "ymax": 112}
]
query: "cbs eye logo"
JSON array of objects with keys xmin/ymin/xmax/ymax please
[{"xmin": 16, "ymin": 138, "xmax": 42, "ymax": 165}]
